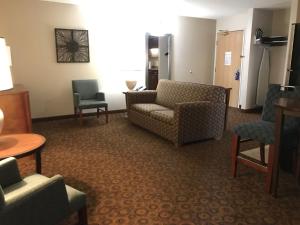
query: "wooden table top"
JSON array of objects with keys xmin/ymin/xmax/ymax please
[
  {"xmin": 274, "ymin": 97, "xmax": 300, "ymax": 113},
  {"xmin": 0, "ymin": 133, "xmax": 46, "ymax": 159}
]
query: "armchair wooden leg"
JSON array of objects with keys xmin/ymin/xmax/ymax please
[
  {"xmin": 79, "ymin": 109, "xmax": 83, "ymax": 125},
  {"xmin": 260, "ymin": 143, "xmax": 266, "ymax": 165},
  {"xmin": 231, "ymin": 134, "xmax": 240, "ymax": 178},
  {"xmin": 74, "ymin": 107, "xmax": 78, "ymax": 118},
  {"xmin": 266, "ymin": 144, "xmax": 275, "ymax": 194},
  {"xmin": 297, "ymin": 141, "xmax": 300, "ymax": 185},
  {"xmin": 97, "ymin": 108, "xmax": 100, "ymax": 118},
  {"xmin": 105, "ymin": 106, "xmax": 108, "ymax": 123},
  {"xmin": 78, "ymin": 206, "xmax": 88, "ymax": 225}
]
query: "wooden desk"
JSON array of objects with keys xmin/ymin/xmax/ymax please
[
  {"xmin": 0, "ymin": 133, "xmax": 46, "ymax": 173},
  {"xmin": 0, "ymin": 84, "xmax": 32, "ymax": 134},
  {"xmin": 272, "ymin": 97, "xmax": 300, "ymax": 196}
]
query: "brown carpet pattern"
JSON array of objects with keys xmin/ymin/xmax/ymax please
[{"xmin": 19, "ymin": 109, "xmax": 300, "ymax": 225}]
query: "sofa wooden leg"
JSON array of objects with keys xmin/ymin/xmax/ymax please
[
  {"xmin": 97, "ymin": 108, "xmax": 100, "ymax": 118},
  {"xmin": 231, "ymin": 134, "xmax": 240, "ymax": 178},
  {"xmin": 78, "ymin": 206, "xmax": 88, "ymax": 225}
]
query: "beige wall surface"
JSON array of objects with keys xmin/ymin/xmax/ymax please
[
  {"xmin": 171, "ymin": 16, "xmax": 216, "ymax": 84},
  {"xmin": 0, "ymin": 0, "xmax": 98, "ymax": 118}
]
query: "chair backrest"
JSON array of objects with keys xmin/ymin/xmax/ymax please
[
  {"xmin": 155, "ymin": 79, "xmax": 226, "ymax": 109},
  {"xmin": 72, "ymin": 79, "xmax": 99, "ymax": 100},
  {"xmin": 262, "ymin": 84, "xmax": 300, "ymax": 122}
]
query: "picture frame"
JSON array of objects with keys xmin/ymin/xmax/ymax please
[{"xmin": 55, "ymin": 28, "xmax": 90, "ymax": 63}]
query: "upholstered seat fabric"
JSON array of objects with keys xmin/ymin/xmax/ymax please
[
  {"xmin": 233, "ymin": 84, "xmax": 300, "ymax": 144},
  {"xmin": 150, "ymin": 110, "xmax": 174, "ymax": 124},
  {"xmin": 131, "ymin": 103, "xmax": 170, "ymax": 115}
]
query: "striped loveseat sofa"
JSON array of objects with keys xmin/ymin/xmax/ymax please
[{"xmin": 126, "ymin": 79, "xmax": 229, "ymax": 146}]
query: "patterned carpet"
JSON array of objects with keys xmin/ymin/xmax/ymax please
[{"xmin": 20, "ymin": 108, "xmax": 300, "ymax": 225}]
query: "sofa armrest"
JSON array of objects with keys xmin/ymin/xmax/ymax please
[
  {"xmin": 73, "ymin": 93, "xmax": 81, "ymax": 107},
  {"xmin": 1, "ymin": 175, "xmax": 70, "ymax": 225},
  {"xmin": 175, "ymin": 101, "xmax": 226, "ymax": 143},
  {"xmin": 96, "ymin": 92, "xmax": 105, "ymax": 101},
  {"xmin": 0, "ymin": 158, "xmax": 22, "ymax": 189},
  {"xmin": 125, "ymin": 91, "xmax": 157, "ymax": 109}
]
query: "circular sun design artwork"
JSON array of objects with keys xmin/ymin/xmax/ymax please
[{"xmin": 55, "ymin": 28, "xmax": 90, "ymax": 63}]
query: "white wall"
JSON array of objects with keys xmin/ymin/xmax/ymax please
[
  {"xmin": 216, "ymin": 8, "xmax": 290, "ymax": 109},
  {"xmin": 269, "ymin": 9, "xmax": 290, "ymax": 84},
  {"xmin": 0, "ymin": 1, "xmax": 217, "ymax": 118},
  {"xmin": 171, "ymin": 16, "xmax": 216, "ymax": 84}
]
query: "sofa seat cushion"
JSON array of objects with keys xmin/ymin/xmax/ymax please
[
  {"xmin": 131, "ymin": 103, "xmax": 170, "ymax": 115},
  {"xmin": 150, "ymin": 110, "xmax": 174, "ymax": 124}
]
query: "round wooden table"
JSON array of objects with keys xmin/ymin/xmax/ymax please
[{"xmin": 0, "ymin": 133, "xmax": 46, "ymax": 173}]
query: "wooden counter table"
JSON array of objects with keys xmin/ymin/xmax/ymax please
[
  {"xmin": 272, "ymin": 97, "xmax": 300, "ymax": 197},
  {"xmin": 0, "ymin": 133, "xmax": 46, "ymax": 173}
]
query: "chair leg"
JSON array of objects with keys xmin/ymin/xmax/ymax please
[
  {"xmin": 231, "ymin": 134, "xmax": 240, "ymax": 178},
  {"xmin": 79, "ymin": 109, "xmax": 83, "ymax": 125},
  {"xmin": 78, "ymin": 206, "xmax": 88, "ymax": 225},
  {"xmin": 266, "ymin": 144, "xmax": 275, "ymax": 194},
  {"xmin": 296, "ymin": 138, "xmax": 300, "ymax": 185},
  {"xmin": 97, "ymin": 108, "xmax": 100, "ymax": 118},
  {"xmin": 105, "ymin": 106, "xmax": 108, "ymax": 123},
  {"xmin": 260, "ymin": 143, "xmax": 266, "ymax": 165},
  {"xmin": 74, "ymin": 107, "xmax": 78, "ymax": 118}
]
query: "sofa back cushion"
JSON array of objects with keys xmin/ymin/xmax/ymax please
[{"xmin": 155, "ymin": 79, "xmax": 226, "ymax": 108}]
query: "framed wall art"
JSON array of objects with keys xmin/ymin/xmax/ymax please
[{"xmin": 55, "ymin": 28, "xmax": 90, "ymax": 63}]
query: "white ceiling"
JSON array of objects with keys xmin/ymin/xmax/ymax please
[{"xmin": 42, "ymin": 0, "xmax": 291, "ymax": 19}]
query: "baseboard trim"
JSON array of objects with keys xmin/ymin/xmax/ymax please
[
  {"xmin": 32, "ymin": 109, "xmax": 127, "ymax": 123},
  {"xmin": 239, "ymin": 106, "xmax": 263, "ymax": 113}
]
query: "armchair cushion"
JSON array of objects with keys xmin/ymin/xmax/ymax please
[
  {"xmin": 131, "ymin": 103, "xmax": 169, "ymax": 115},
  {"xmin": 0, "ymin": 157, "xmax": 87, "ymax": 225},
  {"xmin": 78, "ymin": 99, "xmax": 108, "ymax": 109},
  {"xmin": 0, "ymin": 158, "xmax": 21, "ymax": 189},
  {"xmin": 150, "ymin": 110, "xmax": 174, "ymax": 124},
  {"xmin": 0, "ymin": 186, "xmax": 4, "ymax": 209}
]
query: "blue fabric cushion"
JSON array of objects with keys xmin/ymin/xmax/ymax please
[
  {"xmin": 72, "ymin": 80, "xmax": 99, "ymax": 100},
  {"xmin": 78, "ymin": 100, "xmax": 107, "ymax": 109}
]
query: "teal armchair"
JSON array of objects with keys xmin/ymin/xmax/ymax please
[
  {"xmin": 0, "ymin": 157, "xmax": 88, "ymax": 225},
  {"xmin": 72, "ymin": 79, "xmax": 108, "ymax": 124}
]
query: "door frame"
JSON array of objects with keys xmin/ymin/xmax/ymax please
[{"xmin": 213, "ymin": 30, "xmax": 245, "ymax": 108}]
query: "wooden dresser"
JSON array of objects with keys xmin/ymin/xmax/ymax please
[{"xmin": 0, "ymin": 85, "xmax": 32, "ymax": 134}]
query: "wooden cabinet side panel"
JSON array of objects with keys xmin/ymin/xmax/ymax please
[{"xmin": 0, "ymin": 91, "xmax": 32, "ymax": 134}]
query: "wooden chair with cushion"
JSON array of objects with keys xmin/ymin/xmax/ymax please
[
  {"xmin": 0, "ymin": 157, "xmax": 88, "ymax": 225},
  {"xmin": 231, "ymin": 84, "xmax": 300, "ymax": 193},
  {"xmin": 72, "ymin": 79, "xmax": 108, "ymax": 125}
]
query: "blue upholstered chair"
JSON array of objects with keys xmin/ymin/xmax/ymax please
[
  {"xmin": 72, "ymin": 79, "xmax": 108, "ymax": 125},
  {"xmin": 231, "ymin": 84, "xmax": 300, "ymax": 193},
  {"xmin": 0, "ymin": 157, "xmax": 88, "ymax": 225}
]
